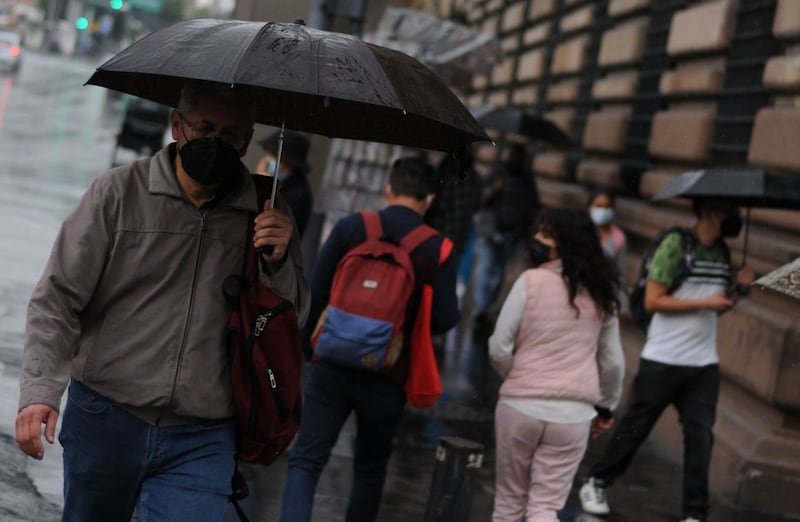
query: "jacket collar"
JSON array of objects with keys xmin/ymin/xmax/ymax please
[{"xmin": 148, "ymin": 143, "xmax": 259, "ymax": 213}]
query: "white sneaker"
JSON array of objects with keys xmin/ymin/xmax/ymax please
[{"xmin": 579, "ymin": 477, "xmax": 610, "ymax": 515}]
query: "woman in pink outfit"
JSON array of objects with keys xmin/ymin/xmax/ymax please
[{"xmin": 489, "ymin": 208, "xmax": 625, "ymax": 522}]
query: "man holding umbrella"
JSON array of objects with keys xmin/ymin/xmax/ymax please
[
  {"xmin": 15, "ymin": 79, "xmax": 309, "ymax": 521},
  {"xmin": 580, "ymin": 198, "xmax": 753, "ymax": 522}
]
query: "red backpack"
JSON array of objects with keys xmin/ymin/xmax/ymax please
[
  {"xmin": 311, "ymin": 211, "xmax": 438, "ymax": 371},
  {"xmin": 224, "ymin": 174, "xmax": 303, "ymax": 466}
]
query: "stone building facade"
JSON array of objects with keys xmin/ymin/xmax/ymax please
[{"xmin": 455, "ymin": 1, "xmax": 800, "ymax": 518}]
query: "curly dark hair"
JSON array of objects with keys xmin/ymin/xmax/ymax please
[{"xmin": 534, "ymin": 207, "xmax": 620, "ymax": 318}]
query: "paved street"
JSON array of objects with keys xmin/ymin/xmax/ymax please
[{"xmin": 0, "ymin": 48, "xmax": 125, "ymax": 521}]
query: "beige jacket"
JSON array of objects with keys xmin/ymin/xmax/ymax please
[{"xmin": 20, "ymin": 145, "xmax": 309, "ymax": 423}]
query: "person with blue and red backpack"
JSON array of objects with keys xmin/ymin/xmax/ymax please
[{"xmin": 280, "ymin": 156, "xmax": 460, "ymax": 522}]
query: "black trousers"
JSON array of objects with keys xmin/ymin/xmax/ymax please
[{"xmin": 589, "ymin": 359, "xmax": 720, "ymax": 520}]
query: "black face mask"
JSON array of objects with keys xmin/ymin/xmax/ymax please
[
  {"xmin": 527, "ymin": 238, "xmax": 552, "ymax": 267},
  {"xmin": 179, "ymin": 137, "xmax": 243, "ymax": 186},
  {"xmin": 720, "ymin": 214, "xmax": 743, "ymax": 238}
]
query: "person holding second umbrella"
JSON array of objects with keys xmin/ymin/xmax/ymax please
[{"xmin": 580, "ymin": 198, "xmax": 753, "ymax": 522}]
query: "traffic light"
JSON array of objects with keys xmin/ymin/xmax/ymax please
[
  {"xmin": 75, "ymin": 17, "xmax": 89, "ymax": 30},
  {"xmin": 110, "ymin": 0, "xmax": 123, "ymax": 9}
]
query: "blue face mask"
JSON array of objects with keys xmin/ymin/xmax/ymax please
[
  {"xmin": 264, "ymin": 160, "xmax": 283, "ymax": 180},
  {"xmin": 590, "ymin": 207, "xmax": 615, "ymax": 226}
]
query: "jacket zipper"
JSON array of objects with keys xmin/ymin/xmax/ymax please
[
  {"xmin": 166, "ymin": 207, "xmax": 210, "ymax": 416},
  {"xmin": 247, "ymin": 302, "xmax": 292, "ymax": 434}
]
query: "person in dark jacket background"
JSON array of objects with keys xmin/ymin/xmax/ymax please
[{"xmin": 256, "ymin": 129, "xmax": 314, "ymax": 237}]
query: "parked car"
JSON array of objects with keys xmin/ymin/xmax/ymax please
[
  {"xmin": 0, "ymin": 30, "xmax": 22, "ymax": 72},
  {"xmin": 111, "ymin": 97, "xmax": 172, "ymax": 166}
]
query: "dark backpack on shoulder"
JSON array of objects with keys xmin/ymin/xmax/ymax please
[
  {"xmin": 224, "ymin": 174, "xmax": 303, "ymax": 467},
  {"xmin": 629, "ymin": 227, "xmax": 696, "ymax": 332}
]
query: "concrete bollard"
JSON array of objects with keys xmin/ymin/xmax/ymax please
[{"xmin": 424, "ymin": 436, "xmax": 485, "ymax": 522}]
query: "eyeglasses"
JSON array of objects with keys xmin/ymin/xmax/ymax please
[{"xmin": 178, "ymin": 112, "xmax": 248, "ymax": 147}]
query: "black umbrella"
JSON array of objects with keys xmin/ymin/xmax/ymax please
[
  {"xmin": 88, "ymin": 19, "xmax": 487, "ymax": 152},
  {"xmin": 652, "ymin": 165, "xmax": 800, "ymax": 264},
  {"xmin": 471, "ymin": 105, "xmax": 571, "ymax": 147},
  {"xmin": 87, "ymin": 18, "xmax": 488, "ymax": 217},
  {"xmin": 87, "ymin": 19, "xmax": 488, "ymax": 151}
]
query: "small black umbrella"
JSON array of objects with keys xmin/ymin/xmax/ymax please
[
  {"xmin": 87, "ymin": 18, "xmax": 489, "ymax": 210},
  {"xmin": 471, "ymin": 105, "xmax": 571, "ymax": 147},
  {"xmin": 652, "ymin": 165, "xmax": 800, "ymax": 264}
]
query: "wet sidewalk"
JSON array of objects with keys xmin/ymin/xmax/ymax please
[{"xmin": 231, "ymin": 319, "xmax": 686, "ymax": 522}]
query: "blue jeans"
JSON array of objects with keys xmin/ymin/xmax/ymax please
[
  {"xmin": 280, "ymin": 362, "xmax": 407, "ymax": 522},
  {"xmin": 59, "ymin": 380, "xmax": 237, "ymax": 522},
  {"xmin": 472, "ymin": 233, "xmax": 518, "ymax": 315}
]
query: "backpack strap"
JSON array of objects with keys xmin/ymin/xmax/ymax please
[
  {"xmin": 611, "ymin": 226, "xmax": 626, "ymax": 258},
  {"xmin": 669, "ymin": 227, "xmax": 697, "ymax": 294},
  {"xmin": 438, "ymin": 237, "xmax": 453, "ymax": 266},
  {"xmin": 401, "ymin": 224, "xmax": 439, "ymax": 253},
  {"xmin": 360, "ymin": 211, "xmax": 383, "ymax": 241}
]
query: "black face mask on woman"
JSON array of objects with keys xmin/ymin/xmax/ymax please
[
  {"xmin": 527, "ymin": 238, "xmax": 552, "ymax": 267},
  {"xmin": 720, "ymin": 214, "xmax": 743, "ymax": 238},
  {"xmin": 179, "ymin": 137, "xmax": 243, "ymax": 186}
]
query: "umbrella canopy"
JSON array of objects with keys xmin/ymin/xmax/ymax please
[
  {"xmin": 652, "ymin": 165, "xmax": 800, "ymax": 265},
  {"xmin": 754, "ymin": 257, "xmax": 800, "ymax": 300},
  {"xmin": 651, "ymin": 166, "xmax": 800, "ymax": 209},
  {"xmin": 471, "ymin": 105, "xmax": 571, "ymax": 147},
  {"xmin": 86, "ymin": 18, "xmax": 489, "ymax": 153}
]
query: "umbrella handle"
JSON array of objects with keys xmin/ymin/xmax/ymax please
[
  {"xmin": 742, "ymin": 207, "xmax": 750, "ymax": 267},
  {"xmin": 257, "ymin": 115, "xmax": 286, "ymax": 257},
  {"xmin": 737, "ymin": 207, "xmax": 751, "ymax": 298}
]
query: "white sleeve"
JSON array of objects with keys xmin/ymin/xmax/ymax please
[
  {"xmin": 488, "ymin": 275, "xmax": 527, "ymax": 377},
  {"xmin": 596, "ymin": 315, "xmax": 625, "ymax": 410}
]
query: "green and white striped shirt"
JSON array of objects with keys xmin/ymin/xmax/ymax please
[{"xmin": 642, "ymin": 231, "xmax": 731, "ymax": 367}]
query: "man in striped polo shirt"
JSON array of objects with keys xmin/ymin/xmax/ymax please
[{"xmin": 580, "ymin": 199, "xmax": 754, "ymax": 522}]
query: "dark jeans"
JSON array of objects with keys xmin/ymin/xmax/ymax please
[
  {"xmin": 589, "ymin": 359, "xmax": 720, "ymax": 520},
  {"xmin": 280, "ymin": 362, "xmax": 407, "ymax": 522},
  {"xmin": 59, "ymin": 380, "xmax": 237, "ymax": 522},
  {"xmin": 472, "ymin": 232, "xmax": 518, "ymax": 315}
]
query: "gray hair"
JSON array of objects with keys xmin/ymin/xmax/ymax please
[{"xmin": 177, "ymin": 79, "xmax": 258, "ymax": 125}]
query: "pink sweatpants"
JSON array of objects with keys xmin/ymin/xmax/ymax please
[{"xmin": 492, "ymin": 402, "xmax": 591, "ymax": 522}]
